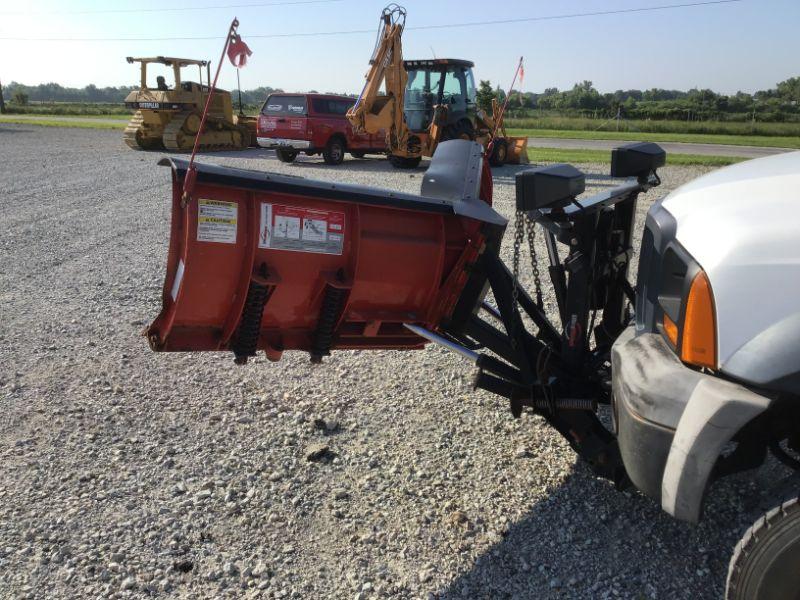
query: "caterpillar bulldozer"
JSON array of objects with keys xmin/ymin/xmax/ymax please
[
  {"xmin": 346, "ymin": 4, "xmax": 528, "ymax": 168},
  {"xmin": 123, "ymin": 56, "xmax": 252, "ymax": 152}
]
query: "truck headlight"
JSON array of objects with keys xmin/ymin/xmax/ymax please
[
  {"xmin": 661, "ymin": 269, "xmax": 717, "ymax": 369},
  {"xmin": 680, "ymin": 271, "xmax": 717, "ymax": 369},
  {"xmin": 657, "ymin": 246, "xmax": 718, "ymax": 370}
]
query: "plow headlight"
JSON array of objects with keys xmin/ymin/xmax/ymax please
[{"xmin": 680, "ymin": 270, "xmax": 717, "ymax": 369}]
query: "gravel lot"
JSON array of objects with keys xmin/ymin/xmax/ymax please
[{"xmin": 0, "ymin": 124, "xmax": 790, "ymax": 599}]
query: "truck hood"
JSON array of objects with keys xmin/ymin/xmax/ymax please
[{"xmin": 661, "ymin": 151, "xmax": 800, "ymax": 381}]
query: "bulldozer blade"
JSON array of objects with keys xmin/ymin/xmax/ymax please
[{"xmin": 504, "ymin": 137, "xmax": 530, "ymax": 164}]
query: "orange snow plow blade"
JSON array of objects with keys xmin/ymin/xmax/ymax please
[{"xmin": 147, "ymin": 140, "xmax": 506, "ymax": 363}]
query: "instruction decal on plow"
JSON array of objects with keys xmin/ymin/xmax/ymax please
[
  {"xmin": 259, "ymin": 203, "xmax": 344, "ymax": 255},
  {"xmin": 197, "ymin": 199, "xmax": 238, "ymax": 244}
]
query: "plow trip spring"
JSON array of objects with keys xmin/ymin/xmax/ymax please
[{"xmin": 147, "ymin": 139, "xmax": 665, "ymax": 486}]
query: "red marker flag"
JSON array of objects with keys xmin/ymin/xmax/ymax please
[
  {"xmin": 183, "ymin": 17, "xmax": 251, "ymax": 204},
  {"xmin": 227, "ymin": 33, "xmax": 252, "ymax": 68}
]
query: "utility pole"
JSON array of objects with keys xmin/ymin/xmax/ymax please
[{"xmin": 0, "ymin": 79, "xmax": 6, "ymax": 114}]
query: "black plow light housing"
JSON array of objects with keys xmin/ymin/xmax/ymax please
[
  {"xmin": 611, "ymin": 142, "xmax": 666, "ymax": 180},
  {"xmin": 515, "ymin": 163, "xmax": 586, "ymax": 211}
]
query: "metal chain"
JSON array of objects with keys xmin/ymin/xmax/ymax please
[
  {"xmin": 509, "ymin": 211, "xmax": 525, "ymax": 349},
  {"xmin": 511, "ymin": 210, "xmax": 524, "ymax": 313},
  {"xmin": 525, "ymin": 215, "xmax": 545, "ymax": 308}
]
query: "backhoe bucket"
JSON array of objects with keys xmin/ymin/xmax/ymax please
[
  {"xmin": 147, "ymin": 140, "xmax": 506, "ymax": 364},
  {"xmin": 504, "ymin": 136, "xmax": 529, "ymax": 164}
]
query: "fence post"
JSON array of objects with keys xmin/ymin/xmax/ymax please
[{"xmin": 0, "ymin": 79, "xmax": 6, "ymax": 114}]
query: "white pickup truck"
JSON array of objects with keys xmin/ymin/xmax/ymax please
[{"xmin": 612, "ymin": 151, "xmax": 800, "ymax": 599}]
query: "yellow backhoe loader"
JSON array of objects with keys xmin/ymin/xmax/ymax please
[
  {"xmin": 123, "ymin": 56, "xmax": 253, "ymax": 151},
  {"xmin": 346, "ymin": 4, "xmax": 528, "ymax": 168}
]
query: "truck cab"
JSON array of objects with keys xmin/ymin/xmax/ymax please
[{"xmin": 257, "ymin": 92, "xmax": 387, "ymax": 165}]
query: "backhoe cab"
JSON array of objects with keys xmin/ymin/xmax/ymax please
[
  {"xmin": 403, "ymin": 59, "xmax": 477, "ymax": 137},
  {"xmin": 123, "ymin": 56, "xmax": 252, "ymax": 152},
  {"xmin": 347, "ymin": 5, "xmax": 527, "ymax": 168}
]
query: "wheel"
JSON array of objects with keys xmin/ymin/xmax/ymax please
[
  {"xmin": 726, "ymin": 494, "xmax": 800, "ymax": 600},
  {"xmin": 389, "ymin": 155, "xmax": 422, "ymax": 169},
  {"xmin": 489, "ymin": 138, "xmax": 508, "ymax": 167},
  {"xmin": 350, "ymin": 151, "xmax": 366, "ymax": 159},
  {"xmin": 323, "ymin": 137, "xmax": 345, "ymax": 165},
  {"xmin": 441, "ymin": 119, "xmax": 475, "ymax": 142},
  {"xmin": 276, "ymin": 149, "xmax": 298, "ymax": 163}
]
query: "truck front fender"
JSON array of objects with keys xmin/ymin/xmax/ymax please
[{"xmin": 662, "ymin": 378, "xmax": 772, "ymax": 523}]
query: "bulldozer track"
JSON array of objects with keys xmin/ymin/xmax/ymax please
[
  {"xmin": 162, "ymin": 111, "xmax": 248, "ymax": 153},
  {"xmin": 123, "ymin": 112, "xmax": 146, "ymax": 150}
]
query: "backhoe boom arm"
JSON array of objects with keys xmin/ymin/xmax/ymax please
[{"xmin": 346, "ymin": 5, "xmax": 407, "ymax": 150}]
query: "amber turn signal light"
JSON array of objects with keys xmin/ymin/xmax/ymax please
[
  {"xmin": 681, "ymin": 271, "xmax": 717, "ymax": 369},
  {"xmin": 662, "ymin": 312, "xmax": 678, "ymax": 346}
]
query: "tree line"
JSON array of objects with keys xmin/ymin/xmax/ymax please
[
  {"xmin": 4, "ymin": 76, "xmax": 800, "ymax": 123},
  {"xmin": 476, "ymin": 76, "xmax": 800, "ymax": 122},
  {"xmin": 2, "ymin": 81, "xmax": 282, "ymax": 107}
]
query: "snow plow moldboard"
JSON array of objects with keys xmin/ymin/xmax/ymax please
[{"xmin": 147, "ymin": 140, "xmax": 506, "ymax": 364}]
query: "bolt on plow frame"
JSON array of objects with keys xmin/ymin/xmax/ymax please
[{"xmin": 147, "ymin": 139, "xmax": 664, "ymax": 486}]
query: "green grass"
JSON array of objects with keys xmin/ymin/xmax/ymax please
[
  {"xmin": 509, "ymin": 127, "xmax": 800, "ymax": 149},
  {"xmin": 0, "ymin": 116, "xmax": 127, "ymax": 129},
  {"xmin": 2, "ymin": 113, "xmax": 130, "ymax": 120},
  {"xmin": 505, "ymin": 115, "xmax": 800, "ymax": 137},
  {"xmin": 4, "ymin": 102, "xmax": 133, "ymax": 116},
  {"xmin": 527, "ymin": 147, "xmax": 744, "ymax": 167}
]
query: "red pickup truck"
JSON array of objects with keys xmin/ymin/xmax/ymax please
[{"xmin": 257, "ymin": 93, "xmax": 387, "ymax": 165}]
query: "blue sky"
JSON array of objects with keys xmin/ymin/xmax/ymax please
[{"xmin": 1, "ymin": 0, "xmax": 798, "ymax": 94}]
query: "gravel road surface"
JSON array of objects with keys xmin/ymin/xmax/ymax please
[
  {"xmin": 525, "ymin": 136, "xmax": 793, "ymax": 158},
  {"xmin": 1, "ymin": 124, "xmax": 792, "ymax": 599}
]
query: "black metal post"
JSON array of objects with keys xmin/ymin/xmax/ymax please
[{"xmin": 236, "ymin": 69, "xmax": 244, "ymax": 115}]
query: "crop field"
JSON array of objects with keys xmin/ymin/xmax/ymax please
[
  {"xmin": 2, "ymin": 122, "xmax": 795, "ymax": 599},
  {"xmin": 2, "ymin": 102, "xmax": 133, "ymax": 116}
]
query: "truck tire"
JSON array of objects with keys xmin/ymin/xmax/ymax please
[
  {"xmin": 489, "ymin": 138, "xmax": 508, "ymax": 167},
  {"xmin": 389, "ymin": 155, "xmax": 422, "ymax": 169},
  {"xmin": 276, "ymin": 149, "xmax": 298, "ymax": 163},
  {"xmin": 323, "ymin": 137, "xmax": 345, "ymax": 165},
  {"xmin": 726, "ymin": 494, "xmax": 800, "ymax": 600}
]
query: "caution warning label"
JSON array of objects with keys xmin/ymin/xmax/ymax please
[
  {"xmin": 259, "ymin": 203, "xmax": 344, "ymax": 255},
  {"xmin": 197, "ymin": 199, "xmax": 237, "ymax": 244}
]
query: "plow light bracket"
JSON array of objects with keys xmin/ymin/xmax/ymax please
[
  {"xmin": 515, "ymin": 163, "xmax": 586, "ymax": 211},
  {"xmin": 611, "ymin": 142, "xmax": 666, "ymax": 180}
]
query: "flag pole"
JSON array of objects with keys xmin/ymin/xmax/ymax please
[
  {"xmin": 488, "ymin": 56, "xmax": 524, "ymax": 152},
  {"xmin": 182, "ymin": 17, "xmax": 240, "ymax": 206}
]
